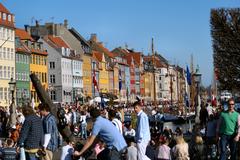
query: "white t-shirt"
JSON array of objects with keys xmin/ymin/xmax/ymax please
[{"xmin": 112, "ymin": 118, "xmax": 123, "ymax": 134}]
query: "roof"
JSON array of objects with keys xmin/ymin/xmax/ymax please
[
  {"xmin": 144, "ymin": 56, "xmax": 167, "ymax": 68},
  {"xmin": 31, "ymin": 48, "xmax": 48, "ymax": 56},
  {"xmin": 89, "ymin": 39, "xmax": 115, "ymax": 58},
  {"xmin": 47, "ymin": 35, "xmax": 69, "ymax": 48},
  {"xmin": 16, "ymin": 42, "xmax": 31, "ymax": 54},
  {"xmin": 69, "ymin": 28, "xmax": 90, "ymax": 47},
  {"xmin": 92, "ymin": 51, "xmax": 102, "ymax": 62},
  {"xmin": 0, "ymin": 3, "xmax": 14, "ymax": 28},
  {"xmin": 0, "ymin": 3, "xmax": 10, "ymax": 14},
  {"xmin": 15, "ymin": 28, "xmax": 34, "ymax": 41}
]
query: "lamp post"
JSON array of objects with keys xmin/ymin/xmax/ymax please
[
  {"xmin": 193, "ymin": 68, "xmax": 202, "ymax": 123},
  {"xmin": 8, "ymin": 77, "xmax": 16, "ymax": 127}
]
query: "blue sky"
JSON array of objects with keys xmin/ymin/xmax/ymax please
[{"xmin": 4, "ymin": 0, "xmax": 240, "ymax": 86}]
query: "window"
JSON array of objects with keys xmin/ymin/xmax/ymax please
[
  {"xmin": 11, "ymin": 49, "xmax": 14, "ymax": 60},
  {"xmin": 0, "ymin": 88, "xmax": 2, "ymax": 100},
  {"xmin": 0, "ymin": 27, "xmax": 2, "ymax": 39},
  {"xmin": 16, "ymin": 72, "xmax": 18, "ymax": 80},
  {"xmin": 7, "ymin": 66, "xmax": 10, "ymax": 78},
  {"xmin": 4, "ymin": 87, "xmax": 7, "ymax": 101},
  {"xmin": 7, "ymin": 48, "xmax": 9, "ymax": 60},
  {"xmin": 50, "ymin": 75, "xmax": 55, "ymax": 84},
  {"xmin": 3, "ymin": 47, "xmax": 5, "ymax": 59},
  {"xmin": 8, "ymin": 14, "xmax": 11, "ymax": 22},
  {"xmin": 3, "ymin": 66, "xmax": 6, "ymax": 78},
  {"xmin": 50, "ymin": 90, "xmax": 56, "ymax": 101},
  {"xmin": 11, "ymin": 67, "xmax": 14, "ymax": 78},
  {"xmin": 16, "ymin": 54, "xmax": 18, "ymax": 62},
  {"xmin": 6, "ymin": 29, "xmax": 9, "ymax": 39},
  {"xmin": 49, "ymin": 62, "xmax": 55, "ymax": 69},
  {"xmin": 44, "ymin": 57, "xmax": 47, "ymax": 65},
  {"xmin": 2, "ymin": 13, "xmax": 6, "ymax": 20},
  {"xmin": 2, "ymin": 28, "xmax": 5, "ymax": 40},
  {"xmin": 0, "ymin": 66, "xmax": 2, "ymax": 78},
  {"xmin": 0, "ymin": 47, "xmax": 2, "ymax": 58}
]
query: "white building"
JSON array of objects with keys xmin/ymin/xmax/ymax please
[{"xmin": 0, "ymin": 4, "xmax": 15, "ymax": 107}]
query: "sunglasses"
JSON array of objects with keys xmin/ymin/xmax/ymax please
[{"xmin": 229, "ymin": 103, "xmax": 235, "ymax": 105}]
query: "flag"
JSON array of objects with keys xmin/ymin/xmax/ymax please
[
  {"xmin": 119, "ymin": 69, "xmax": 122, "ymax": 92},
  {"xmin": 186, "ymin": 65, "xmax": 191, "ymax": 85},
  {"xmin": 93, "ymin": 69, "xmax": 99, "ymax": 91},
  {"xmin": 100, "ymin": 95, "xmax": 105, "ymax": 109},
  {"xmin": 184, "ymin": 92, "xmax": 189, "ymax": 107}
]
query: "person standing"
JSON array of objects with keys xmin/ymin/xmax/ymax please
[
  {"xmin": 74, "ymin": 107, "xmax": 127, "ymax": 160},
  {"xmin": 17, "ymin": 106, "xmax": 43, "ymax": 160},
  {"xmin": 108, "ymin": 109, "xmax": 123, "ymax": 134},
  {"xmin": 133, "ymin": 101, "xmax": 151, "ymax": 160},
  {"xmin": 216, "ymin": 98, "xmax": 240, "ymax": 160},
  {"xmin": 38, "ymin": 103, "xmax": 59, "ymax": 160}
]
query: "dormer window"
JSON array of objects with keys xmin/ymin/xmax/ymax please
[
  {"xmin": 8, "ymin": 15, "xmax": 11, "ymax": 22},
  {"xmin": 2, "ymin": 13, "xmax": 6, "ymax": 20}
]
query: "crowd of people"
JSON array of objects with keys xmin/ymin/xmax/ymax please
[{"xmin": 0, "ymin": 97, "xmax": 238, "ymax": 159}]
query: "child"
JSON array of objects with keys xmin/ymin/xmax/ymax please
[
  {"xmin": 156, "ymin": 135, "xmax": 171, "ymax": 160},
  {"xmin": 171, "ymin": 135, "xmax": 189, "ymax": 160},
  {"xmin": 125, "ymin": 137, "xmax": 137, "ymax": 160},
  {"xmin": 61, "ymin": 137, "xmax": 75, "ymax": 160},
  {"xmin": 2, "ymin": 138, "xmax": 17, "ymax": 160},
  {"xmin": 189, "ymin": 135, "xmax": 205, "ymax": 160}
]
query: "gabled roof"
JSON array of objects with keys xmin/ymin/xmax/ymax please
[
  {"xmin": 0, "ymin": 3, "xmax": 14, "ymax": 28},
  {"xmin": 92, "ymin": 51, "xmax": 102, "ymax": 62},
  {"xmin": 31, "ymin": 48, "xmax": 48, "ymax": 56},
  {"xmin": 15, "ymin": 28, "xmax": 34, "ymax": 41},
  {"xmin": 89, "ymin": 40, "xmax": 115, "ymax": 58},
  {"xmin": 16, "ymin": 42, "xmax": 31, "ymax": 54},
  {"xmin": 0, "ymin": 3, "xmax": 10, "ymax": 14},
  {"xmin": 144, "ymin": 55, "xmax": 167, "ymax": 68},
  {"xmin": 47, "ymin": 35, "xmax": 69, "ymax": 48}
]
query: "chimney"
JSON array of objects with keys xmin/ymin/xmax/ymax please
[
  {"xmin": 90, "ymin": 33, "xmax": 97, "ymax": 42},
  {"xmin": 24, "ymin": 25, "xmax": 31, "ymax": 35},
  {"xmin": 64, "ymin": 19, "xmax": 68, "ymax": 28}
]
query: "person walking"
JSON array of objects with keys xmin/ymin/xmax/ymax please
[
  {"xmin": 133, "ymin": 101, "xmax": 151, "ymax": 160},
  {"xmin": 17, "ymin": 106, "xmax": 43, "ymax": 160},
  {"xmin": 216, "ymin": 98, "xmax": 240, "ymax": 160},
  {"xmin": 74, "ymin": 107, "xmax": 127, "ymax": 160},
  {"xmin": 38, "ymin": 103, "xmax": 59, "ymax": 160}
]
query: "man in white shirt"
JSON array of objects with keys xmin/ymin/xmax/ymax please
[{"xmin": 108, "ymin": 109, "xmax": 123, "ymax": 134}]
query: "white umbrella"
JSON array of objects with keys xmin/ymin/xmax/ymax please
[{"xmin": 92, "ymin": 97, "xmax": 109, "ymax": 103}]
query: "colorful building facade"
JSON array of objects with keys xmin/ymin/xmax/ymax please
[
  {"xmin": 15, "ymin": 35, "xmax": 31, "ymax": 106},
  {"xmin": 0, "ymin": 4, "xmax": 15, "ymax": 107}
]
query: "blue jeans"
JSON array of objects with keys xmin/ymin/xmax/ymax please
[
  {"xmin": 80, "ymin": 123, "xmax": 87, "ymax": 139},
  {"xmin": 220, "ymin": 134, "xmax": 237, "ymax": 160},
  {"xmin": 25, "ymin": 152, "xmax": 39, "ymax": 160}
]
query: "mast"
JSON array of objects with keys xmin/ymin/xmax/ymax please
[{"xmin": 151, "ymin": 38, "xmax": 156, "ymax": 106}]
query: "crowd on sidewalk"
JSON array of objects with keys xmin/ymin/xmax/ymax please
[{"xmin": 0, "ymin": 97, "xmax": 238, "ymax": 159}]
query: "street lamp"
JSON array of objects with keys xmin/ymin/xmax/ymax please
[
  {"xmin": 193, "ymin": 68, "xmax": 202, "ymax": 123},
  {"xmin": 9, "ymin": 77, "xmax": 16, "ymax": 104},
  {"xmin": 8, "ymin": 77, "xmax": 16, "ymax": 127}
]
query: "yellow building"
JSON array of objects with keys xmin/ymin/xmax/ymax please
[
  {"xmin": 93, "ymin": 51, "xmax": 109, "ymax": 94},
  {"xmin": 82, "ymin": 54, "xmax": 92, "ymax": 97},
  {"xmin": 0, "ymin": 4, "xmax": 15, "ymax": 107},
  {"xmin": 30, "ymin": 45, "xmax": 48, "ymax": 106},
  {"xmin": 144, "ymin": 72, "xmax": 154, "ymax": 102}
]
